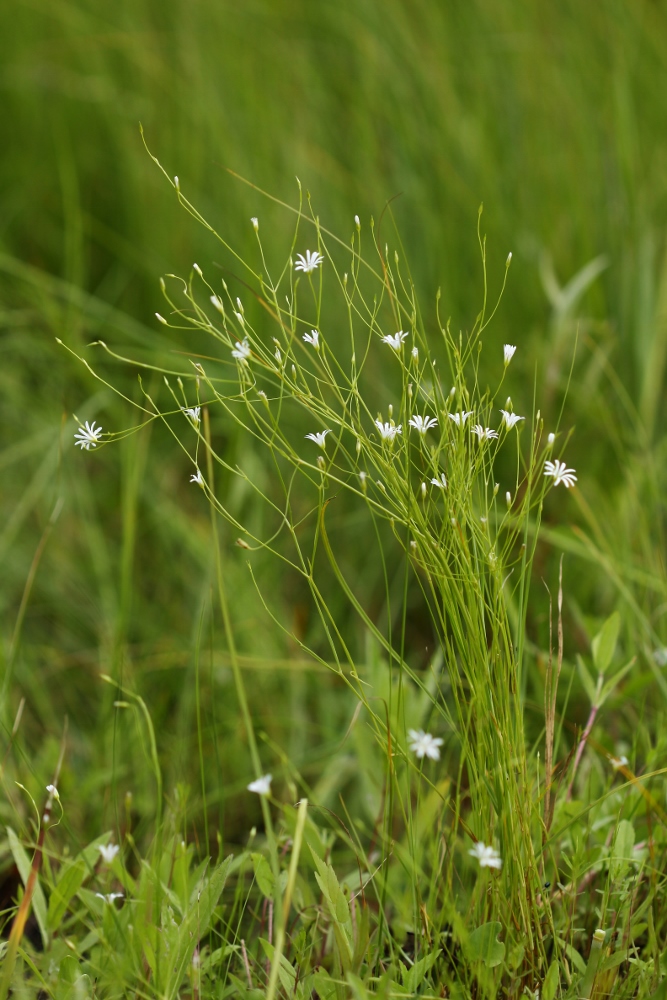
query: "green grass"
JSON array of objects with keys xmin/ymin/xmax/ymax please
[{"xmin": 1, "ymin": 0, "xmax": 667, "ymax": 996}]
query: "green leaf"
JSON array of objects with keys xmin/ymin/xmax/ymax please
[
  {"xmin": 610, "ymin": 819, "xmax": 635, "ymax": 881},
  {"xmin": 259, "ymin": 939, "xmax": 297, "ymax": 994},
  {"xmin": 251, "ymin": 853, "xmax": 275, "ymax": 899},
  {"xmin": 467, "ymin": 921, "xmax": 505, "ymax": 968},
  {"xmin": 576, "ymin": 655, "xmax": 598, "ymax": 705},
  {"xmin": 6, "ymin": 826, "xmax": 49, "ymax": 948},
  {"xmin": 48, "ymin": 858, "xmax": 86, "ymax": 931},
  {"xmin": 542, "ymin": 959, "xmax": 560, "ymax": 1000},
  {"xmin": 598, "ymin": 659, "xmax": 635, "ymax": 707},
  {"xmin": 591, "ymin": 611, "xmax": 620, "ymax": 674},
  {"xmin": 401, "ymin": 951, "xmax": 438, "ymax": 992}
]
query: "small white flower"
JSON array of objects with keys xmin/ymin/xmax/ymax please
[
  {"xmin": 234, "ymin": 311, "xmax": 244, "ymax": 325},
  {"xmin": 430, "ymin": 473, "xmax": 447, "ymax": 489},
  {"xmin": 232, "ymin": 338, "xmax": 251, "ymax": 361},
  {"xmin": 193, "ymin": 263, "xmax": 203, "ymax": 277},
  {"xmin": 251, "ymin": 217, "xmax": 259, "ymax": 231},
  {"xmin": 155, "ymin": 312, "xmax": 167, "ymax": 325},
  {"xmin": 382, "ymin": 331, "xmax": 409, "ymax": 350},
  {"xmin": 74, "ymin": 421, "xmax": 104, "ymax": 450},
  {"xmin": 500, "ymin": 410, "xmax": 525, "ymax": 429},
  {"xmin": 468, "ymin": 842, "xmax": 502, "ymax": 869},
  {"xmin": 610, "ymin": 755, "xmax": 629, "ymax": 770},
  {"xmin": 448, "ymin": 411, "xmax": 473, "ymax": 427},
  {"xmin": 247, "ymin": 774, "xmax": 272, "ymax": 796},
  {"xmin": 305, "ymin": 430, "xmax": 331, "ymax": 449},
  {"xmin": 411, "ymin": 346, "xmax": 419, "ymax": 359},
  {"xmin": 354, "ymin": 214, "xmax": 360, "ymax": 227},
  {"xmin": 46, "ymin": 784, "xmax": 59, "ymax": 800},
  {"xmin": 408, "ymin": 729, "xmax": 443, "ymax": 761},
  {"xmin": 544, "ymin": 459, "xmax": 577, "ymax": 488},
  {"xmin": 190, "ymin": 469, "xmax": 204, "ymax": 486},
  {"xmin": 653, "ymin": 647, "xmax": 667, "ymax": 667},
  {"xmin": 210, "ymin": 294, "xmax": 224, "ymax": 313},
  {"xmin": 95, "ymin": 892, "xmax": 124, "ymax": 904},
  {"xmin": 182, "ymin": 406, "xmax": 201, "ymax": 424},
  {"xmin": 471, "ymin": 425, "xmax": 499, "ymax": 441},
  {"xmin": 98, "ymin": 843, "xmax": 120, "ymax": 864},
  {"xmin": 375, "ymin": 420, "xmax": 402, "ymax": 442},
  {"xmin": 547, "ymin": 432, "xmax": 556, "ymax": 446},
  {"xmin": 294, "ymin": 250, "xmax": 324, "ymax": 273},
  {"xmin": 274, "ymin": 347, "xmax": 282, "ymax": 364},
  {"xmin": 302, "ymin": 329, "xmax": 320, "ymax": 348},
  {"xmin": 409, "ymin": 414, "xmax": 438, "ymax": 434},
  {"xmin": 504, "ymin": 344, "xmax": 517, "ymax": 365}
]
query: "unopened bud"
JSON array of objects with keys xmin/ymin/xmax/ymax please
[
  {"xmin": 547, "ymin": 432, "xmax": 555, "ymax": 446},
  {"xmin": 421, "ymin": 482, "xmax": 427, "ymax": 499},
  {"xmin": 193, "ymin": 263, "xmax": 202, "ymax": 277},
  {"xmin": 251, "ymin": 217, "xmax": 259, "ymax": 231},
  {"xmin": 354, "ymin": 215, "xmax": 360, "ymax": 228},
  {"xmin": 506, "ymin": 251, "xmax": 512, "ymax": 266},
  {"xmin": 506, "ymin": 491, "xmax": 512, "ymax": 507},
  {"xmin": 155, "ymin": 312, "xmax": 167, "ymax": 325}
]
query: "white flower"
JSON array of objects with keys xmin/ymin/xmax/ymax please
[
  {"xmin": 247, "ymin": 774, "xmax": 272, "ymax": 796},
  {"xmin": 653, "ymin": 647, "xmax": 667, "ymax": 667},
  {"xmin": 381, "ymin": 331, "xmax": 409, "ymax": 350},
  {"xmin": 274, "ymin": 347, "xmax": 282, "ymax": 364},
  {"xmin": 506, "ymin": 491, "xmax": 512, "ymax": 507},
  {"xmin": 98, "ymin": 843, "xmax": 120, "ymax": 864},
  {"xmin": 294, "ymin": 250, "xmax": 324, "ymax": 273},
  {"xmin": 610, "ymin": 755, "xmax": 629, "ymax": 770},
  {"xmin": 190, "ymin": 469, "xmax": 204, "ymax": 486},
  {"xmin": 544, "ymin": 459, "xmax": 577, "ymax": 488},
  {"xmin": 375, "ymin": 420, "xmax": 402, "ymax": 442},
  {"xmin": 471, "ymin": 425, "xmax": 499, "ymax": 441},
  {"xmin": 468, "ymin": 842, "xmax": 502, "ymax": 869},
  {"xmin": 251, "ymin": 217, "xmax": 259, "ymax": 230},
  {"xmin": 46, "ymin": 784, "xmax": 59, "ymax": 799},
  {"xmin": 74, "ymin": 421, "xmax": 104, "ymax": 450},
  {"xmin": 408, "ymin": 729, "xmax": 443, "ymax": 761},
  {"xmin": 302, "ymin": 329, "xmax": 320, "ymax": 348},
  {"xmin": 411, "ymin": 346, "xmax": 419, "ymax": 359},
  {"xmin": 95, "ymin": 892, "xmax": 124, "ymax": 904},
  {"xmin": 354, "ymin": 215, "xmax": 360, "ymax": 227},
  {"xmin": 210, "ymin": 294, "xmax": 224, "ymax": 313},
  {"xmin": 193, "ymin": 263, "xmax": 202, "ymax": 277},
  {"xmin": 448, "ymin": 411, "xmax": 473, "ymax": 427},
  {"xmin": 430, "ymin": 473, "xmax": 447, "ymax": 489},
  {"xmin": 182, "ymin": 406, "xmax": 201, "ymax": 424},
  {"xmin": 547, "ymin": 433, "xmax": 556, "ymax": 446},
  {"xmin": 500, "ymin": 410, "xmax": 524, "ymax": 429},
  {"xmin": 232, "ymin": 338, "xmax": 251, "ymax": 361},
  {"xmin": 305, "ymin": 430, "xmax": 331, "ymax": 449},
  {"xmin": 409, "ymin": 414, "xmax": 438, "ymax": 434},
  {"xmin": 504, "ymin": 344, "xmax": 517, "ymax": 365}
]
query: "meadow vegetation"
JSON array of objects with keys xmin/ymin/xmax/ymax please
[{"xmin": 1, "ymin": 1, "xmax": 667, "ymax": 997}]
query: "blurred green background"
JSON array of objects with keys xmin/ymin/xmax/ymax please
[{"xmin": 1, "ymin": 0, "xmax": 667, "ymax": 845}]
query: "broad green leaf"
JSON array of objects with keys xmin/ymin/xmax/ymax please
[
  {"xmin": 542, "ymin": 959, "xmax": 560, "ymax": 1000},
  {"xmin": 591, "ymin": 611, "xmax": 620, "ymax": 674},
  {"xmin": 401, "ymin": 950, "xmax": 438, "ymax": 992},
  {"xmin": 48, "ymin": 858, "xmax": 86, "ymax": 931},
  {"xmin": 309, "ymin": 968, "xmax": 339, "ymax": 1000},
  {"xmin": 7, "ymin": 826, "xmax": 49, "ymax": 948},
  {"xmin": 467, "ymin": 921, "xmax": 505, "ymax": 968},
  {"xmin": 251, "ymin": 852, "xmax": 275, "ymax": 899},
  {"xmin": 610, "ymin": 819, "xmax": 635, "ymax": 881}
]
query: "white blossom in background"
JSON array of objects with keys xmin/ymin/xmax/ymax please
[
  {"xmin": 354, "ymin": 214, "xmax": 360, "ymax": 227},
  {"xmin": 382, "ymin": 331, "xmax": 409, "ymax": 350},
  {"xmin": 190, "ymin": 469, "xmax": 204, "ymax": 487},
  {"xmin": 182, "ymin": 406, "xmax": 201, "ymax": 424},
  {"xmin": 251, "ymin": 217, "xmax": 259, "ymax": 231},
  {"xmin": 471, "ymin": 425, "xmax": 499, "ymax": 441},
  {"xmin": 448, "ymin": 411, "xmax": 473, "ymax": 427},
  {"xmin": 408, "ymin": 729, "xmax": 443, "ymax": 760},
  {"xmin": 294, "ymin": 250, "xmax": 324, "ymax": 273},
  {"xmin": 547, "ymin": 433, "xmax": 556, "ymax": 446},
  {"xmin": 430, "ymin": 473, "xmax": 447, "ymax": 489},
  {"xmin": 98, "ymin": 843, "xmax": 120, "ymax": 865},
  {"xmin": 653, "ymin": 647, "xmax": 667, "ymax": 667},
  {"xmin": 411, "ymin": 346, "xmax": 419, "ymax": 359},
  {"xmin": 74, "ymin": 421, "xmax": 104, "ymax": 450},
  {"xmin": 95, "ymin": 893, "xmax": 124, "ymax": 904},
  {"xmin": 503, "ymin": 344, "xmax": 517, "ymax": 365},
  {"xmin": 302, "ymin": 330, "xmax": 320, "ymax": 348},
  {"xmin": 305, "ymin": 430, "xmax": 331, "ymax": 449},
  {"xmin": 610, "ymin": 755, "xmax": 629, "ymax": 770},
  {"xmin": 247, "ymin": 774, "xmax": 272, "ymax": 796},
  {"xmin": 500, "ymin": 410, "xmax": 525, "ymax": 429},
  {"xmin": 210, "ymin": 295, "xmax": 224, "ymax": 313},
  {"xmin": 408, "ymin": 414, "xmax": 438, "ymax": 434},
  {"xmin": 375, "ymin": 420, "xmax": 402, "ymax": 442},
  {"xmin": 46, "ymin": 784, "xmax": 59, "ymax": 799},
  {"xmin": 469, "ymin": 842, "xmax": 503, "ymax": 869},
  {"xmin": 544, "ymin": 459, "xmax": 577, "ymax": 488},
  {"xmin": 232, "ymin": 338, "xmax": 251, "ymax": 361}
]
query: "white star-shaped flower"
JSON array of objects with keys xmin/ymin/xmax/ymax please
[
  {"xmin": 98, "ymin": 843, "xmax": 120, "ymax": 865},
  {"xmin": 430, "ymin": 473, "xmax": 447, "ymax": 489},
  {"xmin": 375, "ymin": 420, "xmax": 402, "ymax": 442},
  {"xmin": 448, "ymin": 411, "xmax": 473, "ymax": 427},
  {"xmin": 302, "ymin": 330, "xmax": 320, "ymax": 348},
  {"xmin": 408, "ymin": 414, "xmax": 438, "ymax": 434},
  {"xmin": 294, "ymin": 250, "xmax": 324, "ymax": 273},
  {"xmin": 182, "ymin": 406, "xmax": 201, "ymax": 424},
  {"xmin": 74, "ymin": 421, "xmax": 104, "ymax": 450},
  {"xmin": 95, "ymin": 892, "xmax": 124, "ymax": 904},
  {"xmin": 305, "ymin": 430, "xmax": 331, "ymax": 449},
  {"xmin": 500, "ymin": 410, "xmax": 524, "ymax": 429},
  {"xmin": 247, "ymin": 774, "xmax": 272, "ymax": 796},
  {"xmin": 381, "ymin": 331, "xmax": 409, "ymax": 350},
  {"xmin": 232, "ymin": 338, "xmax": 251, "ymax": 361},
  {"xmin": 471, "ymin": 424, "xmax": 499, "ymax": 441},
  {"xmin": 544, "ymin": 459, "xmax": 577, "ymax": 488},
  {"xmin": 468, "ymin": 842, "xmax": 502, "ymax": 869},
  {"xmin": 408, "ymin": 729, "xmax": 443, "ymax": 760},
  {"xmin": 504, "ymin": 344, "xmax": 517, "ymax": 365},
  {"xmin": 190, "ymin": 469, "xmax": 204, "ymax": 486}
]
